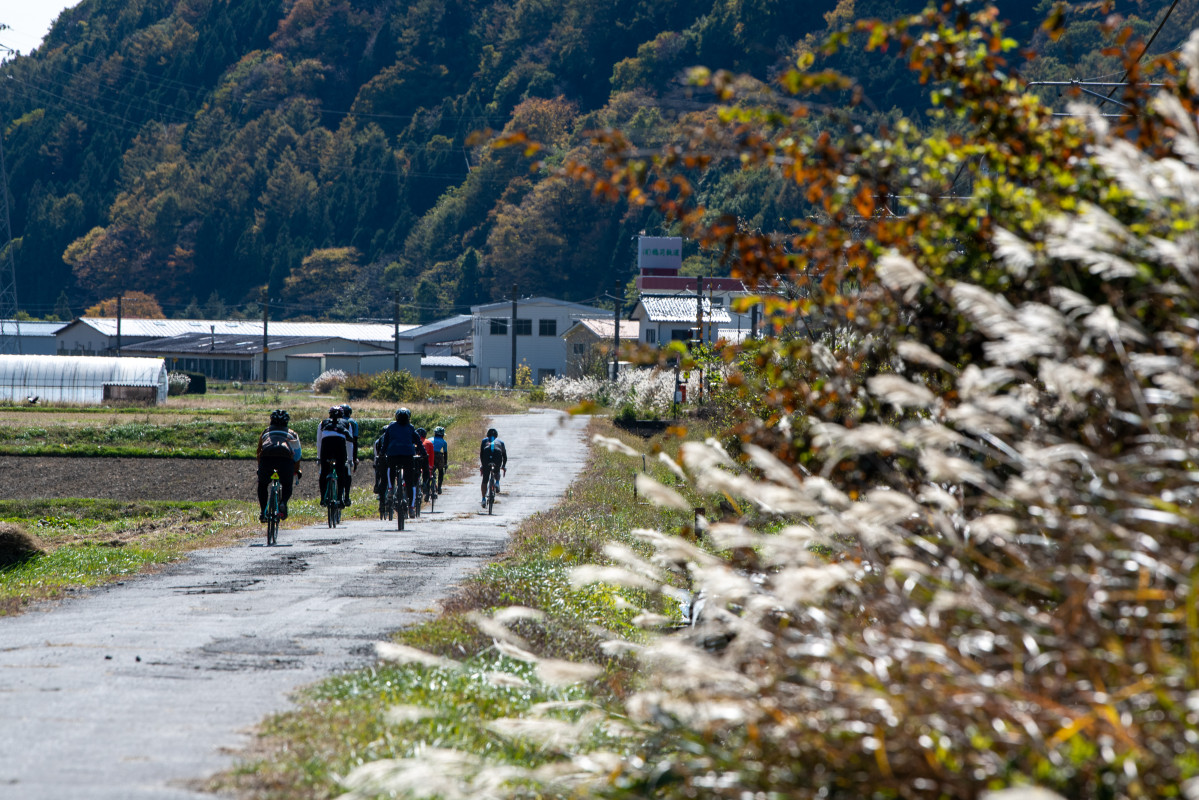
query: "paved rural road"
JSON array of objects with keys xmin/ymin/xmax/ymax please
[{"xmin": 0, "ymin": 410, "xmax": 589, "ymax": 800}]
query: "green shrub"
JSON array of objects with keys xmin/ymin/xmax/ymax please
[{"xmin": 367, "ymin": 371, "xmax": 442, "ymax": 403}]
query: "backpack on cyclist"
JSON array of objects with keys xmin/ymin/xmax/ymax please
[{"xmin": 259, "ymin": 429, "xmax": 294, "ymax": 459}]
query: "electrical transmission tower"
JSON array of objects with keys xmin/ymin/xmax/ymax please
[{"xmin": 0, "ymin": 124, "xmax": 21, "ymax": 354}]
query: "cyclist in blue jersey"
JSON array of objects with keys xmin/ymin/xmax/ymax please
[
  {"xmin": 381, "ymin": 407, "xmax": 424, "ymax": 517},
  {"xmin": 479, "ymin": 427, "xmax": 507, "ymax": 507},
  {"xmin": 431, "ymin": 426, "xmax": 448, "ymax": 495}
]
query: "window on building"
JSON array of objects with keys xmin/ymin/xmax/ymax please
[
  {"xmin": 490, "ymin": 319, "xmax": 508, "ymax": 335},
  {"xmin": 488, "ymin": 367, "xmax": 508, "ymax": 384},
  {"xmin": 537, "ymin": 368, "xmax": 556, "ymax": 383},
  {"xmin": 572, "ymin": 342, "xmax": 586, "ymax": 355},
  {"xmin": 670, "ymin": 328, "xmax": 692, "ymax": 341},
  {"xmin": 434, "ymin": 370, "xmax": 448, "ymax": 382},
  {"xmin": 711, "ymin": 297, "xmax": 724, "ymax": 306},
  {"xmin": 645, "ymin": 329, "xmax": 657, "ymax": 344},
  {"xmin": 538, "ymin": 319, "xmax": 557, "ymax": 336},
  {"xmin": 515, "ymin": 318, "xmax": 532, "ymax": 336}
]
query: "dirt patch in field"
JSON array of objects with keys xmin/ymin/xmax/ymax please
[{"xmin": 0, "ymin": 457, "xmax": 257, "ymax": 501}]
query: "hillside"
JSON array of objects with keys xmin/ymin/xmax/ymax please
[{"xmin": 0, "ymin": 0, "xmax": 1189, "ymax": 321}]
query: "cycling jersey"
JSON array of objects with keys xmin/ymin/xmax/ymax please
[
  {"xmin": 317, "ymin": 418, "xmax": 349, "ymax": 460},
  {"xmin": 421, "ymin": 438, "xmax": 435, "ymax": 470},
  {"xmin": 479, "ymin": 436, "xmax": 507, "ymax": 468},
  {"xmin": 432, "ymin": 434, "xmax": 448, "ymax": 467},
  {"xmin": 381, "ymin": 421, "xmax": 422, "ymax": 457},
  {"xmin": 257, "ymin": 426, "xmax": 301, "ymax": 464}
]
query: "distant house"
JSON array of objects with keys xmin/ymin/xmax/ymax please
[
  {"xmin": 55, "ymin": 318, "xmax": 417, "ymax": 358},
  {"xmin": 0, "ymin": 320, "xmax": 69, "ymax": 356},
  {"xmin": 632, "ymin": 235, "xmax": 755, "ymax": 335},
  {"xmin": 561, "ymin": 317, "xmax": 641, "ymax": 378},
  {"xmin": 120, "ymin": 333, "xmax": 396, "ymax": 382},
  {"xmin": 421, "ymin": 355, "xmax": 473, "ymax": 386},
  {"xmin": 630, "ymin": 295, "xmax": 732, "ymax": 347},
  {"xmin": 398, "ymin": 315, "xmax": 473, "ymax": 357},
  {"xmin": 471, "ymin": 297, "xmax": 603, "ymax": 386}
]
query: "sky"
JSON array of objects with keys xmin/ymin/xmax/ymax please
[{"xmin": 0, "ymin": 1, "xmax": 81, "ymax": 60}]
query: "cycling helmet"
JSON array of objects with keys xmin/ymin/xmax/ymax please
[
  {"xmin": 328, "ymin": 406, "xmax": 342, "ymax": 419},
  {"xmin": 433, "ymin": 426, "xmax": 445, "ymax": 436},
  {"xmin": 270, "ymin": 409, "xmax": 290, "ymax": 426},
  {"xmin": 487, "ymin": 427, "xmax": 498, "ymax": 438},
  {"xmin": 340, "ymin": 404, "xmax": 352, "ymax": 418},
  {"xmin": 395, "ymin": 407, "xmax": 411, "ymax": 424},
  {"xmin": 416, "ymin": 427, "xmax": 426, "ymax": 437}
]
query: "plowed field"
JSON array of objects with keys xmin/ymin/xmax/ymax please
[{"xmin": 0, "ymin": 457, "xmax": 256, "ymax": 501}]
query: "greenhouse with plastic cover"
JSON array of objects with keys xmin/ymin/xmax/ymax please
[{"xmin": 0, "ymin": 355, "xmax": 168, "ymax": 405}]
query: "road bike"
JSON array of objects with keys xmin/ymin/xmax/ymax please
[
  {"xmin": 323, "ymin": 460, "xmax": 341, "ymax": 528},
  {"xmin": 388, "ymin": 471, "xmax": 408, "ymax": 531},
  {"xmin": 485, "ymin": 463, "xmax": 500, "ymax": 515},
  {"xmin": 264, "ymin": 470, "xmax": 282, "ymax": 546},
  {"xmin": 413, "ymin": 473, "xmax": 423, "ymax": 518},
  {"xmin": 425, "ymin": 473, "xmax": 435, "ymax": 513}
]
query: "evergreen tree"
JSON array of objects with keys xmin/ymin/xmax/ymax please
[
  {"xmin": 414, "ymin": 278, "xmax": 440, "ymax": 324},
  {"xmin": 454, "ymin": 248, "xmax": 482, "ymax": 310},
  {"xmin": 53, "ymin": 291, "xmax": 73, "ymax": 321}
]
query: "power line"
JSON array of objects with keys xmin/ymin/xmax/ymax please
[{"xmin": 1096, "ymin": 0, "xmax": 1181, "ymax": 110}]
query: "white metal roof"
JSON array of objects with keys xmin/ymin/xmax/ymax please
[
  {"xmin": 561, "ymin": 318, "xmax": 641, "ymax": 340},
  {"xmin": 69, "ymin": 318, "xmax": 417, "ymax": 342},
  {"xmin": 421, "ymin": 355, "xmax": 472, "ymax": 368},
  {"xmin": 636, "ymin": 296, "xmax": 732, "ymax": 324},
  {"xmin": 471, "ymin": 297, "xmax": 603, "ymax": 315},
  {"xmin": 0, "ymin": 320, "xmax": 69, "ymax": 337}
]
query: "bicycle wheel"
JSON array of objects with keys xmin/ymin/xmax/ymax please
[
  {"xmin": 488, "ymin": 481, "xmax": 495, "ymax": 515},
  {"xmin": 398, "ymin": 496, "xmax": 406, "ymax": 531},
  {"xmin": 428, "ymin": 481, "xmax": 435, "ymax": 513},
  {"xmin": 265, "ymin": 484, "xmax": 279, "ymax": 545},
  {"xmin": 379, "ymin": 493, "xmax": 387, "ymax": 520}
]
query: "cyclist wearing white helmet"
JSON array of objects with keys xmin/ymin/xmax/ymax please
[{"xmin": 431, "ymin": 425, "xmax": 448, "ymax": 494}]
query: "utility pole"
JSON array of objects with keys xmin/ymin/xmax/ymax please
[
  {"xmin": 510, "ymin": 283, "xmax": 518, "ymax": 388},
  {"xmin": 116, "ymin": 294, "xmax": 123, "ymax": 356},
  {"xmin": 393, "ymin": 291, "xmax": 400, "ymax": 372},
  {"xmin": 261, "ymin": 297, "xmax": 269, "ymax": 383},
  {"xmin": 611, "ymin": 280, "xmax": 621, "ymax": 381},
  {"xmin": 0, "ymin": 118, "xmax": 21, "ymax": 354},
  {"xmin": 750, "ymin": 302, "xmax": 759, "ymax": 340},
  {"xmin": 695, "ymin": 276, "xmax": 703, "ymax": 346}
]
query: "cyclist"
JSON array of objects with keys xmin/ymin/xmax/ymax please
[
  {"xmin": 431, "ymin": 425, "xmax": 448, "ymax": 494},
  {"xmin": 256, "ymin": 410, "xmax": 302, "ymax": 522},
  {"xmin": 372, "ymin": 432, "xmax": 389, "ymax": 500},
  {"xmin": 479, "ymin": 427, "xmax": 507, "ymax": 508},
  {"xmin": 381, "ymin": 407, "xmax": 423, "ymax": 517},
  {"xmin": 317, "ymin": 406, "xmax": 352, "ymax": 507},
  {"xmin": 340, "ymin": 403, "xmax": 360, "ymax": 467},
  {"xmin": 417, "ymin": 428, "xmax": 435, "ymax": 499}
]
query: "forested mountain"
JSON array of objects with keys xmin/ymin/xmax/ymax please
[{"xmin": 0, "ymin": 0, "xmax": 1190, "ymax": 321}]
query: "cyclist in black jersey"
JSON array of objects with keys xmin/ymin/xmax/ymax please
[{"xmin": 479, "ymin": 427, "xmax": 507, "ymax": 507}]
